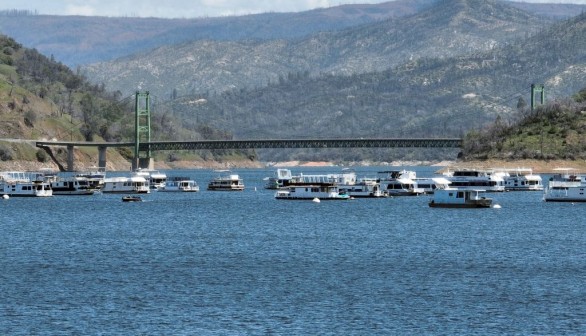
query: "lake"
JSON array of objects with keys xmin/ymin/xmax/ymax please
[{"xmin": 1, "ymin": 167, "xmax": 585, "ymax": 335}]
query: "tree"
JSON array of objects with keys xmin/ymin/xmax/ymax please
[
  {"xmin": 79, "ymin": 93, "xmax": 101, "ymax": 141},
  {"xmin": 574, "ymin": 87, "xmax": 586, "ymax": 103}
]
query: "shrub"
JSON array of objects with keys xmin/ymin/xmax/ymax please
[
  {"xmin": 36, "ymin": 149, "xmax": 48, "ymax": 162},
  {"xmin": 0, "ymin": 144, "xmax": 15, "ymax": 161}
]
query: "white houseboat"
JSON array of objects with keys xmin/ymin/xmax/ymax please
[
  {"xmin": 207, "ymin": 171, "xmax": 245, "ymax": 191},
  {"xmin": 161, "ymin": 177, "xmax": 200, "ymax": 192},
  {"xmin": 543, "ymin": 169, "xmax": 586, "ymax": 202},
  {"xmin": 378, "ymin": 170, "xmax": 424, "ymax": 196},
  {"xmin": 443, "ymin": 168, "xmax": 505, "ymax": 192},
  {"xmin": 413, "ymin": 177, "xmax": 452, "ymax": 194},
  {"xmin": 338, "ymin": 178, "xmax": 386, "ymax": 198},
  {"xmin": 264, "ymin": 169, "xmax": 301, "ymax": 189},
  {"xmin": 275, "ymin": 183, "xmax": 350, "ymax": 200},
  {"xmin": 429, "ymin": 188, "xmax": 492, "ymax": 208},
  {"xmin": 0, "ymin": 171, "xmax": 53, "ymax": 197},
  {"xmin": 75, "ymin": 167, "xmax": 106, "ymax": 191},
  {"xmin": 102, "ymin": 175, "xmax": 150, "ymax": 194},
  {"xmin": 496, "ymin": 168, "xmax": 543, "ymax": 191},
  {"xmin": 49, "ymin": 176, "xmax": 98, "ymax": 195},
  {"xmin": 134, "ymin": 169, "xmax": 167, "ymax": 190}
]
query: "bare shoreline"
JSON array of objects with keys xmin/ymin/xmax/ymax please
[{"xmin": 2, "ymin": 159, "xmax": 586, "ymax": 174}]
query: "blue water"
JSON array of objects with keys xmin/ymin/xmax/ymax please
[{"xmin": 1, "ymin": 167, "xmax": 585, "ymax": 335}]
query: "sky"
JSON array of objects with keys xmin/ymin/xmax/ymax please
[{"xmin": 1, "ymin": 0, "xmax": 585, "ymax": 18}]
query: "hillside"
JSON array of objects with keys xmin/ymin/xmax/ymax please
[
  {"xmin": 0, "ymin": 35, "xmax": 134, "ymax": 170},
  {"xmin": 0, "ymin": 34, "xmax": 251, "ymax": 171},
  {"xmin": 462, "ymin": 88, "xmax": 586, "ymax": 161},
  {"xmin": 82, "ymin": 0, "xmax": 552, "ymax": 99},
  {"xmin": 163, "ymin": 11, "xmax": 585, "ymax": 162}
]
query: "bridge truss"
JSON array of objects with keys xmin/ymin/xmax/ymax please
[{"xmin": 138, "ymin": 138, "xmax": 463, "ymax": 151}]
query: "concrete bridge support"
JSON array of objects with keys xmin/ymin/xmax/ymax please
[
  {"xmin": 132, "ymin": 157, "xmax": 154, "ymax": 171},
  {"xmin": 98, "ymin": 146, "xmax": 107, "ymax": 171},
  {"xmin": 67, "ymin": 145, "xmax": 75, "ymax": 172}
]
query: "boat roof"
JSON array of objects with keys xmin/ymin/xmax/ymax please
[{"xmin": 431, "ymin": 177, "xmax": 451, "ymax": 185}]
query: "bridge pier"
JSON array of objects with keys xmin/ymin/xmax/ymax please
[
  {"xmin": 98, "ymin": 146, "xmax": 107, "ymax": 171},
  {"xmin": 132, "ymin": 157, "xmax": 154, "ymax": 171},
  {"xmin": 67, "ymin": 145, "xmax": 75, "ymax": 172}
]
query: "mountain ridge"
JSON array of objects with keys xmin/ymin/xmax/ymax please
[
  {"xmin": 82, "ymin": 0, "xmax": 552, "ymax": 99},
  {"xmin": 0, "ymin": 0, "xmax": 582, "ymax": 68}
]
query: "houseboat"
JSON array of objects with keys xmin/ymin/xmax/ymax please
[
  {"xmin": 497, "ymin": 168, "xmax": 543, "ymax": 191},
  {"xmin": 543, "ymin": 169, "xmax": 586, "ymax": 202},
  {"xmin": 49, "ymin": 176, "xmax": 98, "ymax": 195},
  {"xmin": 413, "ymin": 177, "xmax": 452, "ymax": 194},
  {"xmin": 75, "ymin": 167, "xmax": 106, "ymax": 191},
  {"xmin": 275, "ymin": 183, "xmax": 350, "ymax": 200},
  {"xmin": 378, "ymin": 170, "xmax": 424, "ymax": 196},
  {"xmin": 443, "ymin": 168, "xmax": 505, "ymax": 192},
  {"xmin": 134, "ymin": 169, "xmax": 167, "ymax": 190},
  {"xmin": 338, "ymin": 178, "xmax": 386, "ymax": 198},
  {"xmin": 264, "ymin": 169, "xmax": 301, "ymax": 189},
  {"xmin": 429, "ymin": 188, "xmax": 492, "ymax": 208},
  {"xmin": 0, "ymin": 171, "xmax": 53, "ymax": 197},
  {"xmin": 207, "ymin": 171, "xmax": 245, "ymax": 191},
  {"xmin": 161, "ymin": 177, "xmax": 200, "ymax": 192},
  {"xmin": 102, "ymin": 175, "xmax": 150, "ymax": 194}
]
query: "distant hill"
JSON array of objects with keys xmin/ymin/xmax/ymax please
[
  {"xmin": 162, "ymin": 12, "xmax": 586, "ymax": 162},
  {"xmin": 82, "ymin": 0, "xmax": 552, "ymax": 100},
  {"xmin": 0, "ymin": 0, "xmax": 435, "ymax": 67},
  {"xmin": 0, "ymin": 0, "xmax": 582, "ymax": 68}
]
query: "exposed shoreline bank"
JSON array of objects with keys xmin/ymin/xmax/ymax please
[{"xmin": 2, "ymin": 158, "xmax": 586, "ymax": 173}]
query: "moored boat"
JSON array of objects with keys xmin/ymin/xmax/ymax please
[
  {"xmin": 264, "ymin": 168, "xmax": 301, "ymax": 189},
  {"xmin": 133, "ymin": 169, "xmax": 167, "ymax": 190},
  {"xmin": 0, "ymin": 171, "xmax": 53, "ymax": 197},
  {"xmin": 207, "ymin": 171, "xmax": 245, "ymax": 191},
  {"xmin": 543, "ymin": 168, "xmax": 586, "ymax": 202},
  {"xmin": 338, "ymin": 178, "xmax": 386, "ymax": 198},
  {"xmin": 49, "ymin": 176, "xmax": 98, "ymax": 195},
  {"xmin": 429, "ymin": 188, "xmax": 492, "ymax": 208},
  {"xmin": 102, "ymin": 175, "xmax": 150, "ymax": 194},
  {"xmin": 161, "ymin": 177, "xmax": 200, "ymax": 192},
  {"xmin": 74, "ymin": 167, "xmax": 106, "ymax": 191},
  {"xmin": 497, "ymin": 168, "xmax": 543, "ymax": 191},
  {"xmin": 413, "ymin": 177, "xmax": 451, "ymax": 194},
  {"xmin": 443, "ymin": 168, "xmax": 505, "ymax": 192},
  {"xmin": 378, "ymin": 170, "xmax": 424, "ymax": 196},
  {"xmin": 275, "ymin": 183, "xmax": 350, "ymax": 200}
]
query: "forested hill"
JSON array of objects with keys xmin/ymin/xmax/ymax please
[
  {"xmin": 82, "ymin": 0, "xmax": 552, "ymax": 100},
  {"xmin": 462, "ymin": 88, "xmax": 586, "ymax": 161},
  {"xmin": 163, "ymin": 12, "xmax": 585, "ymax": 162},
  {"xmin": 0, "ymin": 1, "xmax": 582, "ymax": 68},
  {"xmin": 0, "ymin": 34, "xmax": 241, "ymax": 167}
]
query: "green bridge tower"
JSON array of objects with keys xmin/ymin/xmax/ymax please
[
  {"xmin": 530, "ymin": 84, "xmax": 545, "ymax": 112},
  {"xmin": 133, "ymin": 91, "xmax": 153, "ymax": 170}
]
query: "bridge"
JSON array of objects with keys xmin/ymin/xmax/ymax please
[
  {"xmin": 33, "ymin": 91, "xmax": 463, "ymax": 171},
  {"xmin": 35, "ymin": 138, "xmax": 463, "ymax": 171}
]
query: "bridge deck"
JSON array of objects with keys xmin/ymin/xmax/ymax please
[{"xmin": 36, "ymin": 138, "xmax": 463, "ymax": 150}]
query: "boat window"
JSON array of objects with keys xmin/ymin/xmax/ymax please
[{"xmin": 457, "ymin": 192, "xmax": 464, "ymax": 198}]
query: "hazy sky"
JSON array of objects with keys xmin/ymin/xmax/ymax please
[{"xmin": 2, "ymin": 0, "xmax": 585, "ymax": 18}]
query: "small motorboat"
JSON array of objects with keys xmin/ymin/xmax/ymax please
[{"xmin": 122, "ymin": 195, "xmax": 142, "ymax": 202}]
